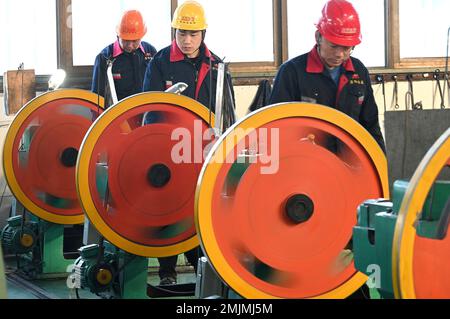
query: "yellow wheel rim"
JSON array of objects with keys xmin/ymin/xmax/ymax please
[
  {"xmin": 2, "ymin": 89, "xmax": 104, "ymax": 224},
  {"xmin": 196, "ymin": 102, "xmax": 389, "ymax": 299},
  {"xmin": 96, "ymin": 269, "xmax": 113, "ymax": 285},
  {"xmin": 392, "ymin": 128, "xmax": 450, "ymax": 299},
  {"xmin": 77, "ymin": 92, "xmax": 214, "ymax": 257},
  {"xmin": 20, "ymin": 234, "xmax": 34, "ymax": 248}
]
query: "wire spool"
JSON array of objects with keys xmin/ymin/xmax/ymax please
[
  {"xmin": 76, "ymin": 92, "xmax": 215, "ymax": 257},
  {"xmin": 392, "ymin": 128, "xmax": 450, "ymax": 299},
  {"xmin": 2, "ymin": 89, "xmax": 104, "ymax": 225},
  {"xmin": 196, "ymin": 102, "xmax": 389, "ymax": 298}
]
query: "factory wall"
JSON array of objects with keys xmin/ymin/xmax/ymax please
[{"xmin": 0, "ymin": 79, "xmax": 447, "ymax": 228}]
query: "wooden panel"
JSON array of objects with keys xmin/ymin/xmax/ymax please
[
  {"xmin": 3, "ymin": 70, "xmax": 36, "ymax": 115},
  {"xmin": 57, "ymin": 0, "xmax": 73, "ymax": 70},
  {"xmin": 386, "ymin": 0, "xmax": 399, "ymax": 69}
]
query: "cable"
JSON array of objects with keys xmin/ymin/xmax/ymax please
[
  {"xmin": 149, "ymin": 284, "xmax": 195, "ymax": 296},
  {"xmin": 208, "ymin": 56, "xmax": 213, "ymax": 129},
  {"xmin": 75, "ymin": 287, "xmax": 82, "ymax": 299}
]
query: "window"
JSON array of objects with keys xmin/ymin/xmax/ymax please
[
  {"xmin": 399, "ymin": 0, "xmax": 450, "ymax": 59},
  {"xmin": 287, "ymin": 0, "xmax": 386, "ymax": 67},
  {"xmin": 0, "ymin": 0, "xmax": 57, "ymax": 75},
  {"xmin": 2, "ymin": 0, "xmax": 447, "ymax": 92},
  {"xmin": 71, "ymin": 0, "xmax": 172, "ymax": 66},
  {"xmin": 178, "ymin": 0, "xmax": 274, "ymax": 63}
]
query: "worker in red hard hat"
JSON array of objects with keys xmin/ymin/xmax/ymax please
[
  {"xmin": 270, "ymin": 0, "xmax": 385, "ymax": 153},
  {"xmin": 92, "ymin": 10, "xmax": 157, "ymax": 106}
]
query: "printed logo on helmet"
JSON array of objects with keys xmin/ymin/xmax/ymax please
[
  {"xmin": 180, "ymin": 16, "xmax": 196, "ymax": 23},
  {"xmin": 341, "ymin": 27, "xmax": 357, "ymax": 35},
  {"xmin": 122, "ymin": 26, "xmax": 138, "ymax": 34}
]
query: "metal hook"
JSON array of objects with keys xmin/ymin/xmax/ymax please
[
  {"xmin": 406, "ymin": 74, "xmax": 423, "ymax": 110},
  {"xmin": 433, "ymin": 70, "xmax": 446, "ymax": 109},
  {"xmin": 375, "ymin": 75, "xmax": 387, "ymax": 113},
  {"xmin": 391, "ymin": 75, "xmax": 400, "ymax": 109}
]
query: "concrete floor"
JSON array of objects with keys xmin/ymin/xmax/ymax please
[{"xmin": 4, "ymin": 255, "xmax": 197, "ymax": 299}]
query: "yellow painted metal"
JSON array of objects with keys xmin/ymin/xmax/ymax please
[
  {"xmin": 20, "ymin": 234, "xmax": 34, "ymax": 248},
  {"xmin": 392, "ymin": 128, "xmax": 450, "ymax": 299},
  {"xmin": 195, "ymin": 102, "xmax": 389, "ymax": 299},
  {"xmin": 77, "ymin": 92, "xmax": 214, "ymax": 257},
  {"xmin": 2, "ymin": 89, "xmax": 104, "ymax": 225},
  {"xmin": 96, "ymin": 269, "xmax": 113, "ymax": 285}
]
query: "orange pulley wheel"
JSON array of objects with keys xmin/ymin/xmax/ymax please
[
  {"xmin": 196, "ymin": 103, "xmax": 389, "ymax": 299},
  {"xmin": 392, "ymin": 128, "xmax": 450, "ymax": 299},
  {"xmin": 2, "ymin": 89, "xmax": 104, "ymax": 225},
  {"xmin": 76, "ymin": 92, "xmax": 214, "ymax": 257}
]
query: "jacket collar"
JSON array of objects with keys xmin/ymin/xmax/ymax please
[
  {"xmin": 306, "ymin": 45, "xmax": 355, "ymax": 73},
  {"xmin": 169, "ymin": 40, "xmax": 213, "ymax": 62},
  {"xmin": 112, "ymin": 39, "xmax": 145, "ymax": 58}
]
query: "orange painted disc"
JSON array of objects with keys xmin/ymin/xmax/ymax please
[
  {"xmin": 197, "ymin": 108, "xmax": 387, "ymax": 298},
  {"xmin": 6, "ymin": 93, "xmax": 102, "ymax": 222},
  {"xmin": 86, "ymin": 103, "xmax": 213, "ymax": 247}
]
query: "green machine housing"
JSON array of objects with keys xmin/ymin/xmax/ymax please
[
  {"xmin": 353, "ymin": 180, "xmax": 450, "ymax": 298},
  {"xmin": 72, "ymin": 241, "xmax": 148, "ymax": 299},
  {"xmin": 1, "ymin": 213, "xmax": 79, "ymax": 279}
]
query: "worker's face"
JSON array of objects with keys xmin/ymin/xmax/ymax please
[
  {"xmin": 119, "ymin": 38, "xmax": 141, "ymax": 53},
  {"xmin": 175, "ymin": 29, "xmax": 203, "ymax": 58},
  {"xmin": 317, "ymin": 36, "xmax": 354, "ymax": 69}
]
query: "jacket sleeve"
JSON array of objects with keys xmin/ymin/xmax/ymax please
[
  {"xmin": 142, "ymin": 58, "xmax": 165, "ymax": 92},
  {"xmin": 359, "ymin": 67, "xmax": 386, "ymax": 153},
  {"xmin": 150, "ymin": 45, "xmax": 157, "ymax": 57},
  {"xmin": 269, "ymin": 61, "xmax": 301, "ymax": 104},
  {"xmin": 91, "ymin": 54, "xmax": 106, "ymax": 97},
  {"xmin": 143, "ymin": 42, "xmax": 158, "ymax": 57}
]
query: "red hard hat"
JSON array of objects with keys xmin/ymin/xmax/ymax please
[
  {"xmin": 316, "ymin": 0, "xmax": 362, "ymax": 47},
  {"xmin": 117, "ymin": 10, "xmax": 147, "ymax": 40}
]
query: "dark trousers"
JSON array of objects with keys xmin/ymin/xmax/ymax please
[{"xmin": 158, "ymin": 247, "xmax": 200, "ymax": 280}]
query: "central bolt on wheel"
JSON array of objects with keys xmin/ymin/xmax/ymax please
[
  {"xmin": 77, "ymin": 92, "xmax": 215, "ymax": 257},
  {"xmin": 2, "ymin": 89, "xmax": 104, "ymax": 224},
  {"xmin": 61, "ymin": 147, "xmax": 79, "ymax": 168},
  {"xmin": 147, "ymin": 164, "xmax": 171, "ymax": 188},
  {"xmin": 285, "ymin": 194, "xmax": 314, "ymax": 224},
  {"xmin": 196, "ymin": 103, "xmax": 389, "ymax": 298}
]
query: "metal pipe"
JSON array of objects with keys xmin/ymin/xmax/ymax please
[
  {"xmin": 164, "ymin": 82, "xmax": 188, "ymax": 94},
  {"xmin": 214, "ymin": 63, "xmax": 225, "ymax": 135},
  {"xmin": 141, "ymin": 83, "xmax": 188, "ymax": 126},
  {"xmin": 106, "ymin": 59, "xmax": 118, "ymax": 105}
]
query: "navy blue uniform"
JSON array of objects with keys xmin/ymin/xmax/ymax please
[
  {"xmin": 142, "ymin": 40, "xmax": 234, "ymax": 283},
  {"xmin": 92, "ymin": 40, "xmax": 156, "ymax": 104},
  {"xmin": 143, "ymin": 40, "xmax": 234, "ymax": 112},
  {"xmin": 270, "ymin": 46, "xmax": 386, "ymax": 153}
]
